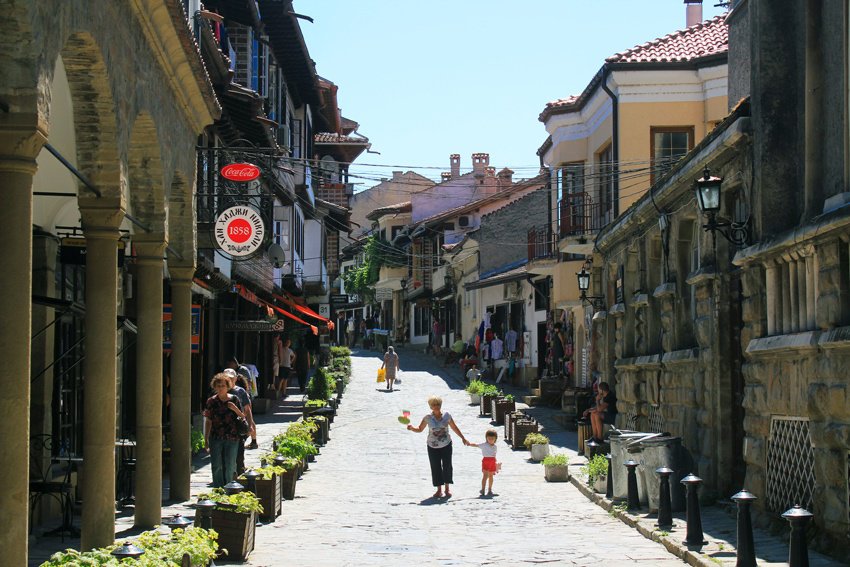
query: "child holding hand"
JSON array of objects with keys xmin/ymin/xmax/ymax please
[{"xmin": 465, "ymin": 428, "xmax": 501, "ymax": 496}]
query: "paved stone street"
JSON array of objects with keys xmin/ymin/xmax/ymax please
[{"xmin": 245, "ymin": 350, "xmax": 686, "ymax": 567}]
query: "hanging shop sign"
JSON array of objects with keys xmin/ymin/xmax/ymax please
[
  {"xmin": 163, "ymin": 304, "xmax": 203, "ymax": 352},
  {"xmin": 318, "ymin": 304, "xmax": 331, "ymax": 318},
  {"xmin": 330, "ymin": 294, "xmax": 349, "ymax": 305},
  {"xmin": 220, "ymin": 162, "xmax": 261, "ymax": 182},
  {"xmin": 375, "ymin": 288, "xmax": 393, "ymax": 301},
  {"xmin": 214, "ymin": 205, "xmax": 265, "ymax": 257},
  {"xmin": 224, "ymin": 319, "xmax": 285, "ymax": 332}
]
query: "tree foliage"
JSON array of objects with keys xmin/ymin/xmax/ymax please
[{"xmin": 342, "ymin": 235, "xmax": 407, "ymax": 299}]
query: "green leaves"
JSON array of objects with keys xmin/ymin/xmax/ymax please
[
  {"xmin": 582, "ymin": 454, "xmax": 609, "ymax": 483},
  {"xmin": 41, "ymin": 527, "xmax": 219, "ymax": 566},
  {"xmin": 197, "ymin": 488, "xmax": 263, "ymax": 514}
]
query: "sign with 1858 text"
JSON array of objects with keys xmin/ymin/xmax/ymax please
[{"xmin": 214, "ymin": 205, "xmax": 265, "ymax": 257}]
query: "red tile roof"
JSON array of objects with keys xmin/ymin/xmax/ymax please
[
  {"xmin": 540, "ymin": 15, "xmax": 728, "ymax": 122},
  {"xmin": 606, "ymin": 15, "xmax": 728, "ymax": 64},
  {"xmin": 314, "ymin": 132, "xmax": 369, "ymax": 145}
]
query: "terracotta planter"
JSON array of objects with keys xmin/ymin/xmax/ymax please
[
  {"xmin": 280, "ymin": 468, "xmax": 298, "ymax": 500},
  {"xmin": 492, "ymin": 399, "xmax": 515, "ymax": 425},
  {"xmin": 255, "ymin": 477, "xmax": 281, "ymax": 522},
  {"xmin": 211, "ymin": 506, "xmax": 256, "ymax": 562},
  {"xmin": 544, "ymin": 464, "xmax": 570, "ymax": 482}
]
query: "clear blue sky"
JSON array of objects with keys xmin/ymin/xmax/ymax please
[{"xmin": 300, "ymin": 1, "xmax": 728, "ymax": 190}]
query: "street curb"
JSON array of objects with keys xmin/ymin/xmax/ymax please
[{"xmin": 568, "ymin": 474, "xmax": 718, "ymax": 567}]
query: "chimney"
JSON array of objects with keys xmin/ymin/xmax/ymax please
[
  {"xmin": 497, "ymin": 167, "xmax": 514, "ymax": 186},
  {"xmin": 471, "ymin": 152, "xmax": 489, "ymax": 178},
  {"xmin": 392, "ymin": 170, "xmax": 403, "ymax": 181},
  {"xmin": 441, "ymin": 172, "xmax": 452, "ymax": 182},
  {"xmin": 449, "ymin": 154, "xmax": 460, "ymax": 179},
  {"xmin": 685, "ymin": 0, "xmax": 703, "ymax": 28}
]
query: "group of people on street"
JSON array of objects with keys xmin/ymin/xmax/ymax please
[
  {"xmin": 406, "ymin": 395, "xmax": 502, "ymax": 498},
  {"xmin": 204, "ymin": 334, "xmax": 317, "ymax": 488}
]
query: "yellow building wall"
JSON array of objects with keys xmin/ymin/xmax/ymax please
[
  {"xmin": 617, "ymin": 95, "xmax": 728, "ymax": 212},
  {"xmin": 551, "ymin": 259, "xmax": 585, "ymax": 307}
]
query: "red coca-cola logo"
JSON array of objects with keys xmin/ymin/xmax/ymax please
[{"xmin": 220, "ymin": 162, "xmax": 261, "ymax": 182}]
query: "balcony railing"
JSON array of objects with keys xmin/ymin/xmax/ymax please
[
  {"xmin": 558, "ymin": 192, "xmax": 610, "ymax": 237},
  {"xmin": 527, "ymin": 226, "xmax": 555, "ymax": 262}
]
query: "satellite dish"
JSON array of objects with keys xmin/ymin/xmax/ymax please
[{"xmin": 268, "ymin": 244, "xmax": 287, "ymax": 268}]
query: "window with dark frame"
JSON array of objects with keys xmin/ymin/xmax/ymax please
[
  {"xmin": 651, "ymin": 127, "xmax": 694, "ymax": 183},
  {"xmin": 597, "ymin": 145, "xmax": 615, "ymax": 222}
]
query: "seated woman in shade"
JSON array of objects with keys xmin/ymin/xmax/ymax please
[{"xmin": 584, "ymin": 381, "xmax": 617, "ymax": 442}]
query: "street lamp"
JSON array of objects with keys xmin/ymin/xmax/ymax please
[
  {"xmin": 694, "ymin": 166, "xmax": 749, "ymax": 247},
  {"xmin": 576, "ymin": 261, "xmax": 605, "ymax": 311}
]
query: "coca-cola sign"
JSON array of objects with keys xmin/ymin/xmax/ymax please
[{"xmin": 220, "ymin": 162, "xmax": 261, "ymax": 182}]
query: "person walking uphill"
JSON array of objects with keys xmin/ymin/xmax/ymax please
[
  {"xmin": 380, "ymin": 345, "xmax": 400, "ymax": 392},
  {"xmin": 407, "ymin": 395, "xmax": 468, "ymax": 499}
]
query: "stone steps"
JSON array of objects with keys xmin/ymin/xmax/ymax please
[{"xmin": 522, "ymin": 395, "xmax": 541, "ymax": 406}]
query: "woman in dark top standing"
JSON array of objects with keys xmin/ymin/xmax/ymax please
[
  {"xmin": 587, "ymin": 381, "xmax": 617, "ymax": 442},
  {"xmin": 204, "ymin": 373, "xmax": 247, "ymax": 487}
]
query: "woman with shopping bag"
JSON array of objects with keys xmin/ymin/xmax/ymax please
[{"xmin": 380, "ymin": 346, "xmax": 400, "ymax": 392}]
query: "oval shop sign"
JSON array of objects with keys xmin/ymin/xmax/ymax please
[{"xmin": 220, "ymin": 162, "xmax": 261, "ymax": 182}]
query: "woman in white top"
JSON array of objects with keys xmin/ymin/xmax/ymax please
[
  {"xmin": 407, "ymin": 395, "xmax": 468, "ymax": 498},
  {"xmin": 275, "ymin": 336, "xmax": 296, "ymax": 397}
]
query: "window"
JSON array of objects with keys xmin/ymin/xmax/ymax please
[
  {"xmin": 291, "ymin": 117, "xmax": 302, "ymax": 160},
  {"xmin": 597, "ymin": 145, "xmax": 615, "ymax": 223},
  {"xmin": 651, "ymin": 127, "xmax": 694, "ymax": 182},
  {"xmin": 534, "ymin": 277, "xmax": 550, "ymax": 311},
  {"xmin": 391, "ymin": 225, "xmax": 403, "ymax": 242},
  {"xmin": 557, "ymin": 162, "xmax": 585, "ymax": 235},
  {"xmin": 413, "ymin": 305, "xmax": 431, "ymax": 337}
]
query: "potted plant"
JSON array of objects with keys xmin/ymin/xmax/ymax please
[
  {"xmin": 582, "ymin": 453, "xmax": 609, "ymax": 493},
  {"xmin": 191, "ymin": 428, "xmax": 206, "ymax": 456},
  {"xmin": 492, "ymin": 394, "xmax": 516, "ymax": 425},
  {"xmin": 480, "ymin": 384, "xmax": 500, "ymax": 416},
  {"xmin": 241, "ymin": 465, "xmax": 284, "ymax": 522},
  {"xmin": 542, "ymin": 453, "xmax": 570, "ymax": 482},
  {"xmin": 40, "ymin": 527, "xmax": 219, "ymax": 566},
  {"xmin": 524, "ymin": 432, "xmax": 550, "ymax": 461},
  {"xmin": 465, "ymin": 379, "xmax": 485, "ymax": 405},
  {"xmin": 199, "ymin": 488, "xmax": 262, "ymax": 562}
]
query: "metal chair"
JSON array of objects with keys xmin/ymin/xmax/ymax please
[{"xmin": 29, "ymin": 434, "xmax": 76, "ymax": 539}]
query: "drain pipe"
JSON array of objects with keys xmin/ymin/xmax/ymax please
[{"xmin": 600, "ymin": 67, "xmax": 619, "ymax": 217}]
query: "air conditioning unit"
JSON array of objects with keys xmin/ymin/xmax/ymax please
[
  {"xmin": 458, "ymin": 215, "xmax": 471, "ymax": 228},
  {"xmin": 503, "ymin": 280, "xmax": 522, "ymax": 300}
]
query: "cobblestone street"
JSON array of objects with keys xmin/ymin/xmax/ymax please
[{"xmin": 245, "ymin": 350, "xmax": 686, "ymax": 567}]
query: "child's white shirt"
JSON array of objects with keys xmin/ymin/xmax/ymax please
[{"xmin": 477, "ymin": 442, "xmax": 497, "ymax": 458}]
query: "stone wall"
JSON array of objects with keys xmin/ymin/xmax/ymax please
[{"xmin": 477, "ymin": 187, "xmax": 548, "ymax": 275}]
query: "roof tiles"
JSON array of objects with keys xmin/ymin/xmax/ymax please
[{"xmin": 606, "ymin": 15, "xmax": 728, "ymax": 64}]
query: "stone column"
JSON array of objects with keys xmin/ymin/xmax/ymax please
[
  {"xmin": 169, "ymin": 265, "xmax": 195, "ymax": 502},
  {"xmin": 134, "ymin": 239, "xmax": 166, "ymax": 528},
  {"xmin": 80, "ymin": 197, "xmax": 125, "ymax": 550},
  {"xmin": 765, "ymin": 261, "xmax": 779, "ymax": 336},
  {"xmin": 0, "ymin": 117, "xmax": 45, "ymax": 564}
]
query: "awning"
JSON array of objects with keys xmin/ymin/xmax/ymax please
[
  {"xmin": 273, "ymin": 292, "xmax": 334, "ymax": 331},
  {"xmin": 261, "ymin": 299, "xmax": 318, "ymax": 335}
]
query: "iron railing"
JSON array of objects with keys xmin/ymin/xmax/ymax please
[
  {"xmin": 558, "ymin": 192, "xmax": 611, "ymax": 237},
  {"xmin": 527, "ymin": 226, "xmax": 555, "ymax": 262}
]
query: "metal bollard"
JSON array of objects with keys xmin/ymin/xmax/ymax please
[
  {"xmin": 681, "ymin": 473, "xmax": 707, "ymax": 546},
  {"xmin": 193, "ymin": 498, "xmax": 216, "ymax": 530},
  {"xmin": 656, "ymin": 467, "xmax": 674, "ymax": 529},
  {"xmin": 223, "ymin": 480, "xmax": 245, "ymax": 495},
  {"xmin": 111, "ymin": 542, "xmax": 145, "ymax": 560},
  {"xmin": 625, "ymin": 460, "xmax": 641, "ymax": 510},
  {"xmin": 605, "ymin": 453, "xmax": 613, "ymax": 499},
  {"xmin": 782, "ymin": 504, "xmax": 813, "ymax": 567},
  {"xmin": 242, "ymin": 469, "xmax": 262, "ymax": 494},
  {"xmin": 585, "ymin": 438, "xmax": 600, "ymax": 460},
  {"xmin": 731, "ymin": 489, "xmax": 757, "ymax": 567}
]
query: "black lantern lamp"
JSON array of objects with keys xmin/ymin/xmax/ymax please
[
  {"xmin": 111, "ymin": 541, "xmax": 145, "ymax": 560},
  {"xmin": 162, "ymin": 513, "xmax": 193, "ymax": 531},
  {"xmin": 223, "ymin": 480, "xmax": 245, "ymax": 495},
  {"xmin": 193, "ymin": 498, "xmax": 216, "ymax": 530},
  {"xmin": 400, "ymin": 277, "xmax": 408, "ymax": 292},
  {"xmin": 444, "ymin": 270, "xmax": 453, "ymax": 291},
  {"xmin": 242, "ymin": 469, "xmax": 262, "ymax": 494},
  {"xmin": 576, "ymin": 261, "xmax": 605, "ymax": 311},
  {"xmin": 694, "ymin": 166, "xmax": 749, "ymax": 247}
]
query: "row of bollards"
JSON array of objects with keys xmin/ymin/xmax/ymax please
[{"xmin": 614, "ymin": 461, "xmax": 813, "ymax": 567}]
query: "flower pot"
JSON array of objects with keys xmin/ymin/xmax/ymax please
[
  {"xmin": 255, "ymin": 476, "xmax": 282, "ymax": 522},
  {"xmin": 593, "ymin": 476, "xmax": 608, "ymax": 494},
  {"xmin": 211, "ymin": 507, "xmax": 257, "ymax": 561},
  {"xmin": 530, "ymin": 442, "xmax": 550, "ymax": 462},
  {"xmin": 480, "ymin": 394, "xmax": 497, "ymax": 416},
  {"xmin": 493, "ymin": 399, "xmax": 515, "ymax": 425},
  {"xmin": 469, "ymin": 393, "xmax": 481, "ymax": 405},
  {"xmin": 544, "ymin": 464, "xmax": 570, "ymax": 482},
  {"xmin": 511, "ymin": 420, "xmax": 539, "ymax": 450},
  {"xmin": 280, "ymin": 468, "xmax": 298, "ymax": 500}
]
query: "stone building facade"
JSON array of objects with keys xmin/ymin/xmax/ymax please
[
  {"xmin": 729, "ymin": 0, "xmax": 850, "ymax": 555},
  {"xmin": 0, "ymin": 0, "xmax": 218, "ymax": 561}
]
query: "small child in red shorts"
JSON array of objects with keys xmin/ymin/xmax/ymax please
[{"xmin": 465, "ymin": 428, "xmax": 500, "ymax": 496}]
